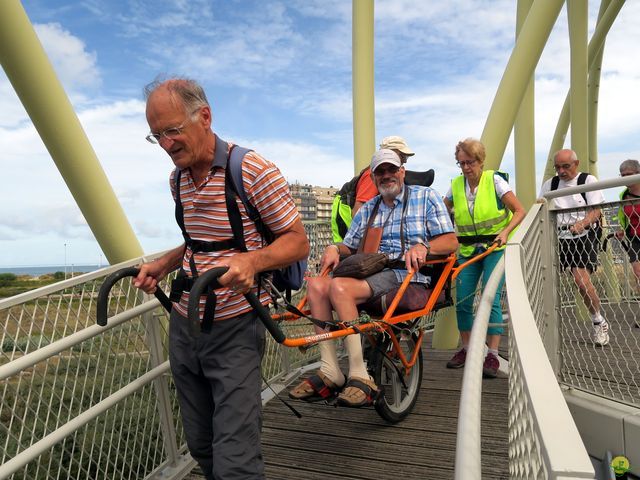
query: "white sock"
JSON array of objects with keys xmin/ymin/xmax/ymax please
[
  {"xmin": 344, "ymin": 334, "xmax": 369, "ymax": 380},
  {"xmin": 488, "ymin": 348, "xmax": 499, "ymax": 357},
  {"xmin": 591, "ymin": 312, "xmax": 604, "ymax": 325},
  {"xmin": 319, "ymin": 341, "xmax": 344, "ymax": 386}
]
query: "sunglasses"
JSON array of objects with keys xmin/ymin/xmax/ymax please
[{"xmin": 374, "ymin": 165, "xmax": 401, "ymax": 176}]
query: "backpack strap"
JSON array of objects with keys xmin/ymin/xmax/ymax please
[
  {"xmin": 493, "ymin": 170, "xmax": 509, "ymax": 210},
  {"xmin": 174, "ymin": 168, "xmax": 187, "ymax": 243},
  {"xmin": 576, "ymin": 172, "xmax": 589, "ymax": 204},
  {"xmin": 174, "ymin": 167, "xmax": 239, "ymax": 278},
  {"xmin": 550, "ymin": 173, "xmax": 589, "ymax": 204}
]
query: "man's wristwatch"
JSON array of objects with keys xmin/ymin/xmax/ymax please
[
  {"xmin": 328, "ymin": 244, "xmax": 341, "ymax": 254},
  {"xmin": 418, "ymin": 241, "xmax": 431, "ymax": 256}
]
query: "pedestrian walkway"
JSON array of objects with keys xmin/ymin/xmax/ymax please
[{"xmin": 187, "ymin": 337, "xmax": 509, "ymax": 479}]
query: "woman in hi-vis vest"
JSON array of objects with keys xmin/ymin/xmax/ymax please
[{"xmin": 443, "ymin": 138, "xmax": 525, "ymax": 378}]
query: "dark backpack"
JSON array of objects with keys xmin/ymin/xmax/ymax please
[
  {"xmin": 331, "ymin": 168, "xmax": 368, "ymax": 241},
  {"xmin": 550, "ymin": 172, "xmax": 603, "ymax": 247},
  {"xmin": 174, "ymin": 144, "xmax": 307, "ymax": 293}
]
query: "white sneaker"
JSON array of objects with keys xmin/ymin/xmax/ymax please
[{"xmin": 592, "ymin": 322, "xmax": 609, "ymax": 346}]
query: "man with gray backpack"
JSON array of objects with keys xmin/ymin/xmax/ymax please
[{"xmin": 133, "ymin": 77, "xmax": 309, "ymax": 480}]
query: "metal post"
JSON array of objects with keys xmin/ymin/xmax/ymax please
[
  {"xmin": 543, "ymin": 0, "xmax": 626, "ymax": 181},
  {"xmin": 567, "ymin": 0, "xmax": 589, "ymax": 164},
  {"xmin": 141, "ymin": 296, "xmax": 188, "ymax": 475},
  {"xmin": 0, "ymin": 0, "xmax": 143, "ymax": 264},
  {"xmin": 352, "ymin": 0, "xmax": 375, "ymax": 174},
  {"xmin": 539, "ymin": 201, "xmax": 560, "ymax": 371},
  {"xmin": 481, "ymin": 0, "xmax": 564, "ymax": 170},
  {"xmin": 587, "ymin": 0, "xmax": 612, "ymax": 178},
  {"xmin": 514, "ymin": 0, "xmax": 536, "ymax": 209}
]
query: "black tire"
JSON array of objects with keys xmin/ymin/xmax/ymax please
[{"xmin": 372, "ymin": 332, "xmax": 423, "ymax": 423}]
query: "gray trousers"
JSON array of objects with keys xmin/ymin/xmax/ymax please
[{"xmin": 169, "ymin": 308, "xmax": 266, "ymax": 480}]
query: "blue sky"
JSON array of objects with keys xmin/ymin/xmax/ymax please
[{"xmin": 1, "ymin": 0, "xmax": 639, "ymax": 267}]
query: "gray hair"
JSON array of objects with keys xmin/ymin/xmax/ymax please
[
  {"xmin": 144, "ymin": 76, "xmax": 209, "ymax": 117},
  {"xmin": 620, "ymin": 159, "xmax": 640, "ymax": 173},
  {"xmin": 553, "ymin": 149, "xmax": 578, "ymax": 162}
]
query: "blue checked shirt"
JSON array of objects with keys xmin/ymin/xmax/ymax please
[{"xmin": 343, "ymin": 185, "xmax": 454, "ymax": 285}]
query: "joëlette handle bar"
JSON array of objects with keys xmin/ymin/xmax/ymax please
[
  {"xmin": 96, "ymin": 267, "xmax": 173, "ymax": 327},
  {"xmin": 187, "ymin": 266, "xmax": 286, "ymax": 344},
  {"xmin": 451, "ymin": 242, "xmax": 500, "ymax": 282}
]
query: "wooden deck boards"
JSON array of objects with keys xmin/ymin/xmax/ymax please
[{"xmin": 186, "ymin": 335, "xmax": 509, "ymax": 479}]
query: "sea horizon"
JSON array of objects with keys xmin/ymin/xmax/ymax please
[{"xmin": 0, "ymin": 264, "xmax": 104, "ymax": 276}]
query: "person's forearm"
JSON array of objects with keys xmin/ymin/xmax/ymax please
[
  {"xmin": 428, "ymin": 233, "xmax": 458, "ymax": 255},
  {"xmin": 502, "ymin": 210, "xmax": 526, "ymax": 237},
  {"xmin": 584, "ymin": 208, "xmax": 602, "ymax": 225},
  {"xmin": 154, "ymin": 245, "xmax": 185, "ymax": 277}
]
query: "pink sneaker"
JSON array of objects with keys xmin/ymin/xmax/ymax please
[
  {"xmin": 446, "ymin": 348, "xmax": 467, "ymax": 369},
  {"xmin": 482, "ymin": 352, "xmax": 500, "ymax": 378}
]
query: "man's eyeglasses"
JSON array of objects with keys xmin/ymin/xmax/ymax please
[
  {"xmin": 146, "ymin": 112, "xmax": 198, "ymax": 144},
  {"xmin": 146, "ymin": 122, "xmax": 188, "ymax": 144},
  {"xmin": 554, "ymin": 163, "xmax": 574, "ymax": 171},
  {"xmin": 456, "ymin": 159, "xmax": 477, "ymax": 168},
  {"xmin": 374, "ymin": 165, "xmax": 400, "ymax": 176}
]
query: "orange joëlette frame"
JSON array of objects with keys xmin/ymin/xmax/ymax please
[{"xmin": 270, "ymin": 243, "xmax": 499, "ymax": 359}]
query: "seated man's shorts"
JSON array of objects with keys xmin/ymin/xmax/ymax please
[
  {"xmin": 364, "ymin": 269, "xmax": 402, "ymax": 300},
  {"xmin": 364, "ymin": 268, "xmax": 431, "ymax": 300},
  {"xmin": 559, "ymin": 232, "xmax": 599, "ymax": 273}
]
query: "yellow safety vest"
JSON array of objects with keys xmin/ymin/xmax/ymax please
[{"xmin": 451, "ymin": 170, "xmax": 512, "ymax": 257}]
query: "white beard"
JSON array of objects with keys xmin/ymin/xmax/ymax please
[{"xmin": 378, "ymin": 181, "xmax": 401, "ymax": 199}]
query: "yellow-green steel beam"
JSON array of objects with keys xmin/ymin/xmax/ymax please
[
  {"xmin": 587, "ymin": 51, "xmax": 604, "ymax": 178},
  {"xmin": 0, "ymin": 0, "xmax": 143, "ymax": 264},
  {"xmin": 514, "ymin": 0, "xmax": 536, "ymax": 209},
  {"xmin": 352, "ymin": 0, "xmax": 376, "ymax": 174},
  {"xmin": 481, "ymin": 0, "xmax": 564, "ymax": 171},
  {"xmin": 587, "ymin": 0, "xmax": 612, "ymax": 179},
  {"xmin": 544, "ymin": 0, "xmax": 625, "ymax": 181},
  {"xmin": 568, "ymin": 0, "xmax": 589, "ymax": 166}
]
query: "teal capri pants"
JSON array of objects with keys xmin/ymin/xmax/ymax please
[{"xmin": 455, "ymin": 248, "xmax": 505, "ymax": 336}]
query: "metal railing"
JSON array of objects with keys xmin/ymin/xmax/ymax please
[
  {"xmin": 3, "ymin": 201, "xmax": 639, "ymax": 479},
  {"xmin": 500, "ymin": 174, "xmax": 640, "ymax": 478},
  {"xmin": 504, "ymin": 204, "xmax": 594, "ymax": 479},
  {"xmin": 0, "ymin": 253, "xmax": 189, "ymax": 480},
  {"xmin": 0, "ymin": 223, "xmax": 332, "ymax": 480}
]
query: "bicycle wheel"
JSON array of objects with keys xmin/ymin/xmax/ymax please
[{"xmin": 372, "ymin": 331, "xmax": 423, "ymax": 423}]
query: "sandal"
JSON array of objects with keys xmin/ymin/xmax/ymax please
[
  {"xmin": 288, "ymin": 371, "xmax": 343, "ymax": 401},
  {"xmin": 336, "ymin": 377, "xmax": 380, "ymax": 408}
]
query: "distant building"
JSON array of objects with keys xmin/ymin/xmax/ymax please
[
  {"xmin": 288, "ymin": 183, "xmax": 338, "ymax": 223},
  {"xmin": 289, "ymin": 182, "xmax": 317, "ymax": 221},
  {"xmin": 313, "ymin": 186, "xmax": 337, "ymax": 223}
]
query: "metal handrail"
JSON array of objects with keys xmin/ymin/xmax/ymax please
[
  {"xmin": 0, "ymin": 362, "xmax": 170, "ymax": 478},
  {"xmin": 454, "ymin": 256, "xmax": 505, "ymax": 480}
]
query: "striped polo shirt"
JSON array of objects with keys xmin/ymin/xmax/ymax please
[{"xmin": 170, "ymin": 139, "xmax": 300, "ymax": 321}]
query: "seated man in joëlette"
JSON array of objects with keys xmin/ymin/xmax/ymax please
[{"xmin": 289, "ymin": 149, "xmax": 458, "ymax": 407}]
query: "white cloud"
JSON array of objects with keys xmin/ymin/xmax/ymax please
[
  {"xmin": 34, "ymin": 22, "xmax": 101, "ymax": 91},
  {"xmin": 2, "ymin": 0, "xmax": 639, "ymax": 266}
]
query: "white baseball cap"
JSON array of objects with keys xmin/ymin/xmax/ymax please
[{"xmin": 371, "ymin": 149, "xmax": 402, "ymax": 173}]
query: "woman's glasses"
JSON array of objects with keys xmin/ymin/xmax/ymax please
[{"xmin": 456, "ymin": 159, "xmax": 477, "ymax": 168}]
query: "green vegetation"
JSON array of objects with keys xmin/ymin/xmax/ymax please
[{"xmin": 0, "ymin": 273, "xmax": 63, "ymax": 298}]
